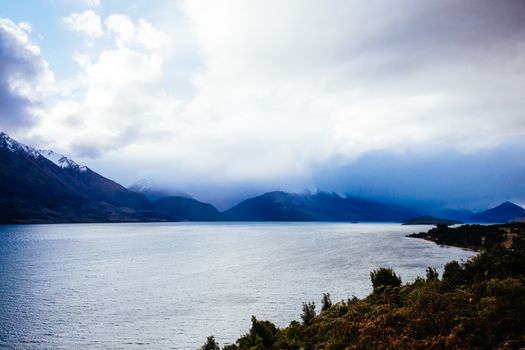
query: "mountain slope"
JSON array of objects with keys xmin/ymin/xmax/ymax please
[
  {"xmin": 154, "ymin": 196, "xmax": 223, "ymax": 221},
  {"xmin": 128, "ymin": 177, "xmax": 192, "ymax": 201},
  {"xmin": 402, "ymin": 215, "xmax": 462, "ymax": 225},
  {"xmin": 470, "ymin": 201, "xmax": 525, "ymax": 223},
  {"xmin": 223, "ymin": 191, "xmax": 417, "ymax": 221},
  {"xmin": 0, "ymin": 132, "xmax": 163, "ymax": 223}
]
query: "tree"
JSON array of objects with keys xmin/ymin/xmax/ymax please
[
  {"xmin": 301, "ymin": 301, "xmax": 316, "ymax": 325},
  {"xmin": 200, "ymin": 336, "xmax": 220, "ymax": 350},
  {"xmin": 237, "ymin": 316, "xmax": 278, "ymax": 349},
  {"xmin": 442, "ymin": 260, "xmax": 465, "ymax": 285},
  {"xmin": 426, "ymin": 267, "xmax": 439, "ymax": 281},
  {"xmin": 370, "ymin": 267, "xmax": 402, "ymax": 290},
  {"xmin": 321, "ymin": 293, "xmax": 332, "ymax": 311}
]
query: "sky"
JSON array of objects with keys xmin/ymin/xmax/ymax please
[{"xmin": 1, "ymin": 0, "xmax": 525, "ymax": 210}]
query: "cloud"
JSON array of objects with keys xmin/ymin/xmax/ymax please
[
  {"xmin": 36, "ymin": 15, "xmax": 176, "ymax": 156},
  {"xmin": 134, "ymin": 0, "xmax": 524, "ymax": 182},
  {"xmin": 18, "ymin": 21, "xmax": 32, "ymax": 32},
  {"xmin": 0, "ymin": 18, "xmax": 54, "ymax": 132},
  {"xmin": 26, "ymin": 1, "xmax": 525, "ymax": 204},
  {"xmin": 63, "ymin": 10, "xmax": 104, "ymax": 42},
  {"xmin": 78, "ymin": 0, "xmax": 100, "ymax": 8},
  {"xmin": 105, "ymin": 14, "xmax": 169, "ymax": 50},
  {"xmin": 313, "ymin": 142, "xmax": 525, "ymax": 211}
]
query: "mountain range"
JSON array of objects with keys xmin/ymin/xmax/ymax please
[
  {"xmin": 1, "ymin": 132, "xmax": 523, "ymax": 224},
  {"xmin": 470, "ymin": 201, "xmax": 525, "ymax": 223},
  {"xmin": 222, "ymin": 191, "xmax": 417, "ymax": 221}
]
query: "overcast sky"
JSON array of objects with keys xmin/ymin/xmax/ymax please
[{"xmin": 1, "ymin": 0, "xmax": 524, "ymax": 209}]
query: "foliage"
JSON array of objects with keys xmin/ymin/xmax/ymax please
[
  {"xmin": 200, "ymin": 224, "xmax": 525, "ymax": 350},
  {"xmin": 321, "ymin": 293, "xmax": 332, "ymax": 311},
  {"xmin": 300, "ymin": 301, "xmax": 316, "ymax": 325},
  {"xmin": 425, "ymin": 266, "xmax": 438, "ymax": 281},
  {"xmin": 370, "ymin": 267, "xmax": 402, "ymax": 290},
  {"xmin": 200, "ymin": 336, "xmax": 220, "ymax": 350},
  {"xmin": 442, "ymin": 260, "xmax": 465, "ymax": 285}
]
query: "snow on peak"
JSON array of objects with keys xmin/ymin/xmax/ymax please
[
  {"xmin": 0, "ymin": 131, "xmax": 87, "ymax": 172},
  {"xmin": 131, "ymin": 177, "xmax": 155, "ymax": 192},
  {"xmin": 0, "ymin": 131, "xmax": 41, "ymax": 158},
  {"xmin": 39, "ymin": 149, "xmax": 88, "ymax": 172}
]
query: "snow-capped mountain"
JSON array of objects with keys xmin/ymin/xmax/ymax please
[
  {"xmin": 0, "ymin": 131, "xmax": 159, "ymax": 223},
  {"xmin": 0, "ymin": 132, "xmax": 87, "ymax": 172},
  {"xmin": 39, "ymin": 149, "xmax": 88, "ymax": 172},
  {"xmin": 0, "ymin": 131, "xmax": 221, "ymax": 223},
  {"xmin": 0, "ymin": 131, "xmax": 41, "ymax": 158},
  {"xmin": 129, "ymin": 177, "xmax": 192, "ymax": 200},
  {"xmin": 130, "ymin": 177, "xmax": 155, "ymax": 193}
]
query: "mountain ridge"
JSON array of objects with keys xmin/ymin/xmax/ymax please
[
  {"xmin": 223, "ymin": 191, "xmax": 418, "ymax": 222},
  {"xmin": 1, "ymin": 132, "xmax": 522, "ymax": 224},
  {"xmin": 470, "ymin": 201, "xmax": 525, "ymax": 223}
]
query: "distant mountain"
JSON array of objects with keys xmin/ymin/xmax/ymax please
[
  {"xmin": 402, "ymin": 215, "xmax": 462, "ymax": 226},
  {"xmin": 470, "ymin": 202, "xmax": 525, "ymax": 223},
  {"xmin": 129, "ymin": 177, "xmax": 191, "ymax": 201},
  {"xmin": 154, "ymin": 196, "xmax": 223, "ymax": 221},
  {"xmin": 7, "ymin": 132, "xmax": 522, "ymax": 225},
  {"xmin": 0, "ymin": 132, "xmax": 166, "ymax": 223},
  {"xmin": 431, "ymin": 208, "xmax": 475, "ymax": 222},
  {"xmin": 223, "ymin": 191, "xmax": 418, "ymax": 221},
  {"xmin": 0, "ymin": 132, "xmax": 228, "ymax": 223}
]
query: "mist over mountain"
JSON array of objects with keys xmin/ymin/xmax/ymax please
[
  {"xmin": 0, "ymin": 132, "xmax": 159, "ymax": 223},
  {"xmin": 154, "ymin": 196, "xmax": 223, "ymax": 221},
  {"xmin": 1, "ymin": 132, "xmax": 523, "ymax": 224},
  {"xmin": 223, "ymin": 191, "xmax": 418, "ymax": 222},
  {"xmin": 129, "ymin": 178, "xmax": 192, "ymax": 201},
  {"xmin": 0, "ymin": 132, "xmax": 222, "ymax": 223}
]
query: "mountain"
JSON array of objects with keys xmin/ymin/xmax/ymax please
[
  {"xmin": 431, "ymin": 208, "xmax": 475, "ymax": 222},
  {"xmin": 154, "ymin": 196, "xmax": 223, "ymax": 221},
  {"xmin": 223, "ymin": 191, "xmax": 418, "ymax": 221},
  {"xmin": 470, "ymin": 201, "xmax": 525, "ymax": 223},
  {"xmin": 129, "ymin": 177, "xmax": 192, "ymax": 201},
  {"xmin": 402, "ymin": 215, "xmax": 462, "ymax": 225},
  {"xmin": 0, "ymin": 132, "xmax": 167, "ymax": 223}
]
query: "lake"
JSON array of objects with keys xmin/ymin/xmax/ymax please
[{"xmin": 0, "ymin": 222, "xmax": 475, "ymax": 349}]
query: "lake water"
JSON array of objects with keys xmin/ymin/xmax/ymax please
[{"xmin": 0, "ymin": 222, "xmax": 475, "ymax": 349}]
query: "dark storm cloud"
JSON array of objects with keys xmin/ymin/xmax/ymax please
[
  {"xmin": 338, "ymin": 0, "xmax": 525, "ymax": 80},
  {"xmin": 312, "ymin": 142, "xmax": 525, "ymax": 211},
  {"xmin": 0, "ymin": 19, "xmax": 48, "ymax": 131}
]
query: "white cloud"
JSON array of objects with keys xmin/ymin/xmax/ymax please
[
  {"xmin": 0, "ymin": 18, "xmax": 55, "ymax": 133},
  {"xmin": 25, "ymin": 1, "xmax": 525, "ymax": 192},
  {"xmin": 105, "ymin": 14, "xmax": 169, "ymax": 50},
  {"xmin": 63, "ymin": 10, "xmax": 104, "ymax": 42},
  {"xmin": 18, "ymin": 21, "xmax": 32, "ymax": 32},
  {"xmin": 36, "ymin": 15, "xmax": 177, "ymax": 155},
  {"xmin": 79, "ymin": 0, "xmax": 100, "ymax": 7}
]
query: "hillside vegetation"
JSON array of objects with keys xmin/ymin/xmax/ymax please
[{"xmin": 200, "ymin": 225, "xmax": 525, "ymax": 350}]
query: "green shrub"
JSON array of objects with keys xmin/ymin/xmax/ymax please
[
  {"xmin": 237, "ymin": 316, "xmax": 278, "ymax": 349},
  {"xmin": 426, "ymin": 267, "xmax": 439, "ymax": 281},
  {"xmin": 321, "ymin": 293, "xmax": 332, "ymax": 311},
  {"xmin": 370, "ymin": 267, "xmax": 402, "ymax": 290},
  {"xmin": 442, "ymin": 260, "xmax": 465, "ymax": 285},
  {"xmin": 301, "ymin": 301, "xmax": 316, "ymax": 325},
  {"xmin": 200, "ymin": 336, "xmax": 220, "ymax": 350}
]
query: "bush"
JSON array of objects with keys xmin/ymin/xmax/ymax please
[
  {"xmin": 321, "ymin": 293, "xmax": 332, "ymax": 311},
  {"xmin": 200, "ymin": 336, "xmax": 220, "ymax": 350},
  {"xmin": 301, "ymin": 301, "xmax": 316, "ymax": 325},
  {"xmin": 442, "ymin": 260, "xmax": 465, "ymax": 285},
  {"xmin": 370, "ymin": 267, "xmax": 402, "ymax": 289},
  {"xmin": 426, "ymin": 267, "xmax": 439, "ymax": 281},
  {"xmin": 237, "ymin": 316, "xmax": 278, "ymax": 349}
]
